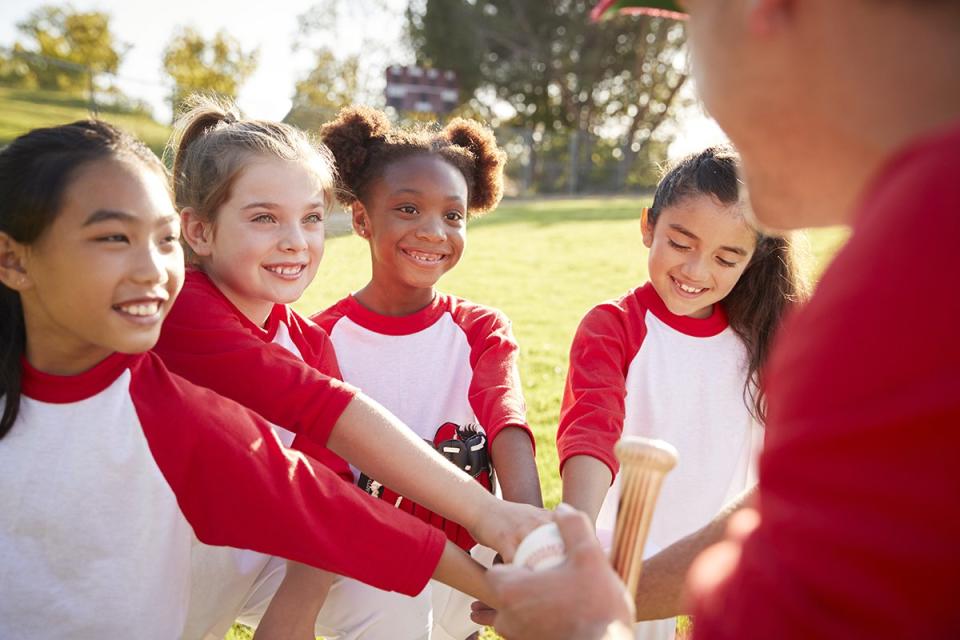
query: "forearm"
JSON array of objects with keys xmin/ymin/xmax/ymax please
[
  {"xmin": 252, "ymin": 562, "xmax": 333, "ymax": 640},
  {"xmin": 325, "ymin": 394, "xmax": 493, "ymax": 531},
  {"xmin": 634, "ymin": 486, "xmax": 757, "ymax": 620},
  {"xmin": 561, "ymin": 455, "xmax": 614, "ymax": 525},
  {"xmin": 433, "ymin": 540, "xmax": 497, "ymax": 608},
  {"xmin": 490, "ymin": 427, "xmax": 543, "ymax": 507}
]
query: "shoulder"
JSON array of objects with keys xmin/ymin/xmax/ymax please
[
  {"xmin": 309, "ymin": 296, "xmax": 351, "ymax": 334},
  {"xmin": 578, "ymin": 285, "xmax": 650, "ymax": 337},
  {"xmin": 165, "ymin": 269, "xmax": 237, "ymax": 326},
  {"xmin": 445, "ymin": 294, "xmax": 511, "ymax": 332}
]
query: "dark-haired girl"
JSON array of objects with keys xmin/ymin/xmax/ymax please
[
  {"xmin": 556, "ymin": 147, "xmax": 809, "ymax": 640},
  {"xmin": 269, "ymin": 106, "xmax": 543, "ymax": 640},
  {"xmin": 0, "ymin": 120, "xmax": 532, "ymax": 639}
]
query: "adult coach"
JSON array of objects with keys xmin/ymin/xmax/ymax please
[{"xmin": 482, "ymin": 1, "xmax": 960, "ymax": 638}]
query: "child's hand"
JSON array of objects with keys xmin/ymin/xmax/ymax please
[{"xmin": 469, "ymin": 500, "xmax": 552, "ymax": 562}]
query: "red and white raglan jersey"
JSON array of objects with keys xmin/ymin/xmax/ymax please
[
  {"xmin": 0, "ymin": 352, "xmax": 445, "ymax": 640},
  {"xmin": 557, "ymin": 283, "xmax": 762, "ymax": 555},
  {"xmin": 313, "ymin": 293, "xmax": 533, "ymax": 462},
  {"xmin": 155, "ymin": 269, "xmax": 353, "ymax": 480}
]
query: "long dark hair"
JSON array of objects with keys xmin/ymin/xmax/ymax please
[
  {"xmin": 648, "ymin": 146, "xmax": 810, "ymax": 423},
  {"xmin": 0, "ymin": 119, "xmax": 164, "ymax": 439}
]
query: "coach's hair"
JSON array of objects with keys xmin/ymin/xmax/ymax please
[
  {"xmin": 0, "ymin": 120, "xmax": 165, "ymax": 439},
  {"xmin": 168, "ymin": 94, "xmax": 337, "ymax": 263},
  {"xmin": 648, "ymin": 146, "xmax": 810, "ymax": 424},
  {"xmin": 320, "ymin": 106, "xmax": 506, "ymax": 216}
]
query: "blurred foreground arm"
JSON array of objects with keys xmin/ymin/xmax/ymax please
[{"xmin": 635, "ymin": 487, "xmax": 756, "ymax": 620}]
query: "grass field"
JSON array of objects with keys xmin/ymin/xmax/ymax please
[
  {"xmin": 226, "ymin": 196, "xmax": 847, "ymax": 639},
  {"xmin": 0, "ymin": 87, "xmax": 170, "ymax": 155}
]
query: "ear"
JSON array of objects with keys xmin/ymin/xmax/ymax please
[
  {"xmin": 640, "ymin": 208, "xmax": 655, "ymax": 248},
  {"xmin": 0, "ymin": 232, "xmax": 33, "ymax": 292},
  {"xmin": 180, "ymin": 207, "xmax": 214, "ymax": 258},
  {"xmin": 351, "ymin": 202, "xmax": 371, "ymax": 239},
  {"xmin": 747, "ymin": 0, "xmax": 792, "ymax": 37}
]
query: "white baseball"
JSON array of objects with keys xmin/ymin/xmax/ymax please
[{"xmin": 512, "ymin": 522, "xmax": 566, "ymax": 571}]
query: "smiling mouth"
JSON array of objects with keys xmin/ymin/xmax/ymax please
[
  {"xmin": 263, "ymin": 264, "xmax": 307, "ymax": 278},
  {"xmin": 402, "ymin": 248, "xmax": 447, "ymax": 264},
  {"xmin": 113, "ymin": 300, "xmax": 163, "ymax": 318},
  {"xmin": 671, "ymin": 276, "xmax": 708, "ymax": 296}
]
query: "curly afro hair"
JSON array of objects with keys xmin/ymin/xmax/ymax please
[{"xmin": 320, "ymin": 106, "xmax": 505, "ymax": 217}]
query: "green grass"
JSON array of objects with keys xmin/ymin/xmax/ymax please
[
  {"xmin": 294, "ymin": 197, "xmax": 849, "ymax": 508},
  {"xmin": 233, "ymin": 196, "xmax": 847, "ymax": 640},
  {"xmin": 0, "ymin": 87, "xmax": 170, "ymax": 155}
]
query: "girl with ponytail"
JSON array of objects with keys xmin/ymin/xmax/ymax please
[
  {"xmin": 556, "ymin": 146, "xmax": 809, "ymax": 640},
  {"xmin": 153, "ymin": 97, "xmax": 547, "ymax": 640},
  {"xmin": 264, "ymin": 106, "xmax": 543, "ymax": 640},
  {"xmin": 0, "ymin": 120, "xmax": 539, "ymax": 638}
]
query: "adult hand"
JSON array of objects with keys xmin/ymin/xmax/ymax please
[{"xmin": 475, "ymin": 503, "xmax": 635, "ymax": 640}]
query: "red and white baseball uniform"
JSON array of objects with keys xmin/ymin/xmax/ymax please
[
  {"xmin": 557, "ymin": 282, "xmax": 762, "ymax": 640},
  {"xmin": 0, "ymin": 351, "xmax": 445, "ymax": 640},
  {"xmin": 309, "ymin": 292, "xmax": 535, "ymax": 640},
  {"xmin": 153, "ymin": 269, "xmax": 361, "ymax": 637}
]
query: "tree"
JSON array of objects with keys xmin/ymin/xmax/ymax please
[
  {"xmin": 407, "ymin": 0, "xmax": 688, "ymax": 192},
  {"xmin": 10, "ymin": 5, "xmax": 126, "ymax": 91},
  {"xmin": 162, "ymin": 27, "xmax": 258, "ymax": 116},
  {"xmin": 284, "ymin": 48, "xmax": 361, "ymax": 132}
]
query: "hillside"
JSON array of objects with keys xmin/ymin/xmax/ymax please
[{"xmin": 0, "ymin": 87, "xmax": 170, "ymax": 156}]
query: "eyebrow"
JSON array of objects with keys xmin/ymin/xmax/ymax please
[
  {"xmin": 82, "ymin": 209, "xmax": 177, "ymax": 227},
  {"xmin": 83, "ymin": 209, "xmax": 135, "ymax": 226},
  {"xmin": 391, "ymin": 188, "xmax": 465, "ymax": 202},
  {"xmin": 241, "ymin": 201, "xmax": 326, "ymax": 211},
  {"xmin": 668, "ymin": 223, "xmax": 749, "ymax": 257}
]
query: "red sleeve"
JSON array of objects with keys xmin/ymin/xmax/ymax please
[
  {"xmin": 449, "ymin": 299, "xmax": 532, "ymax": 447},
  {"xmin": 131, "ymin": 353, "xmax": 445, "ymax": 596},
  {"xmin": 692, "ymin": 138, "xmax": 960, "ymax": 639},
  {"xmin": 154, "ymin": 275, "xmax": 357, "ymax": 450},
  {"xmin": 287, "ymin": 314, "xmax": 354, "ymax": 483},
  {"xmin": 556, "ymin": 296, "xmax": 646, "ymax": 479}
]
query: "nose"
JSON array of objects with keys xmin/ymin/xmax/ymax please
[
  {"xmin": 415, "ymin": 214, "xmax": 446, "ymax": 242},
  {"xmin": 132, "ymin": 242, "xmax": 169, "ymax": 286},
  {"xmin": 680, "ymin": 252, "xmax": 710, "ymax": 282},
  {"xmin": 279, "ymin": 222, "xmax": 309, "ymax": 252}
]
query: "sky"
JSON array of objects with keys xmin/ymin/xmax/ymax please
[{"xmin": 1, "ymin": 0, "xmax": 728, "ymax": 157}]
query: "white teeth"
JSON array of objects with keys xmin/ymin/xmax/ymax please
[
  {"xmin": 266, "ymin": 265, "xmax": 303, "ymax": 275},
  {"xmin": 677, "ymin": 281, "xmax": 705, "ymax": 294},
  {"xmin": 406, "ymin": 250, "xmax": 443, "ymax": 263},
  {"xmin": 118, "ymin": 301, "xmax": 160, "ymax": 316}
]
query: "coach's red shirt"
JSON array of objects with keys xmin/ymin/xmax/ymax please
[{"xmin": 693, "ymin": 123, "xmax": 960, "ymax": 638}]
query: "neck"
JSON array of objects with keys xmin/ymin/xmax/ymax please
[
  {"xmin": 354, "ymin": 280, "xmax": 436, "ymax": 317},
  {"xmin": 203, "ymin": 270, "xmax": 274, "ymax": 328},
  {"xmin": 21, "ymin": 298, "xmax": 112, "ymax": 376}
]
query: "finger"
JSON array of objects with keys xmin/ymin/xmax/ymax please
[{"xmin": 470, "ymin": 605, "xmax": 497, "ymax": 627}]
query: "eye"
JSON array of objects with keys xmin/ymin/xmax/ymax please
[
  {"xmin": 716, "ymin": 256, "xmax": 738, "ymax": 268},
  {"xmin": 95, "ymin": 233, "xmax": 129, "ymax": 244},
  {"xmin": 396, "ymin": 205, "xmax": 418, "ymax": 215},
  {"xmin": 251, "ymin": 213, "xmax": 276, "ymax": 224},
  {"xmin": 303, "ymin": 212, "xmax": 324, "ymax": 224},
  {"xmin": 667, "ymin": 239, "xmax": 690, "ymax": 251},
  {"xmin": 445, "ymin": 210, "xmax": 465, "ymax": 222}
]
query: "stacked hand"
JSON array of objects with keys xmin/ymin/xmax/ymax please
[{"xmin": 471, "ymin": 504, "xmax": 635, "ymax": 640}]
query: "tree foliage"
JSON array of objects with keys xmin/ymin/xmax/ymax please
[
  {"xmin": 162, "ymin": 27, "xmax": 258, "ymax": 115},
  {"xmin": 6, "ymin": 5, "xmax": 126, "ymax": 91},
  {"xmin": 407, "ymin": 0, "xmax": 688, "ymax": 191},
  {"xmin": 285, "ymin": 48, "xmax": 361, "ymax": 132}
]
